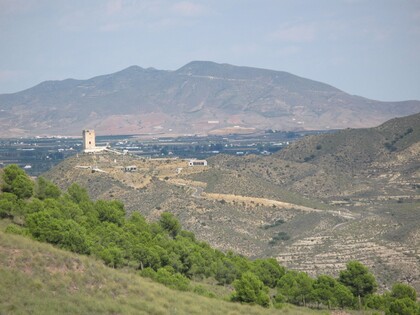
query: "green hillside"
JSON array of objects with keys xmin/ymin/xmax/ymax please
[
  {"xmin": 2, "ymin": 164, "xmax": 418, "ymax": 314},
  {"xmin": 0, "ymin": 226, "xmax": 321, "ymax": 315}
]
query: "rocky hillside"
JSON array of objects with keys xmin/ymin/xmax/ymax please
[
  {"xmin": 1, "ymin": 61, "xmax": 419, "ymax": 137},
  {"xmin": 44, "ymin": 113, "xmax": 420, "ymax": 292},
  {"xmin": 277, "ymin": 112, "xmax": 420, "ymax": 166}
]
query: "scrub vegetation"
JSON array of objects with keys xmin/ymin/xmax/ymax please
[{"xmin": 1, "ymin": 164, "xmax": 419, "ymax": 314}]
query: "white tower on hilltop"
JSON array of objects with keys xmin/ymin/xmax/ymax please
[
  {"xmin": 83, "ymin": 129, "xmax": 96, "ymax": 152},
  {"xmin": 82, "ymin": 129, "xmax": 108, "ymax": 153}
]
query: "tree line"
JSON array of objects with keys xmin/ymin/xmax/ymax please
[{"xmin": 0, "ymin": 164, "xmax": 419, "ymax": 313}]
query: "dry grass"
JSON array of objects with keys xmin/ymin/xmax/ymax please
[{"xmin": 0, "ymin": 229, "xmax": 327, "ymax": 315}]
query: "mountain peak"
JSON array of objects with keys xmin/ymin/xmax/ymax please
[
  {"xmin": 176, "ymin": 60, "xmax": 231, "ymax": 75},
  {"xmin": 124, "ymin": 65, "xmax": 143, "ymax": 71},
  {"xmin": 117, "ymin": 65, "xmax": 146, "ymax": 74},
  {"xmin": 0, "ymin": 61, "xmax": 419, "ymax": 137}
]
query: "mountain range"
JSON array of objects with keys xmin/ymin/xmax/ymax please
[{"xmin": 1, "ymin": 61, "xmax": 420, "ymax": 137}]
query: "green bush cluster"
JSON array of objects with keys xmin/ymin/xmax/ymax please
[
  {"xmin": 0, "ymin": 165, "xmax": 283, "ymax": 306},
  {"xmin": 261, "ymin": 219, "xmax": 285, "ymax": 230},
  {"xmin": 365, "ymin": 283, "xmax": 419, "ymax": 315},
  {"xmin": 274, "ymin": 262, "xmax": 420, "ymax": 313},
  {"xmin": 269, "ymin": 231, "xmax": 290, "ymax": 244},
  {"xmin": 141, "ymin": 266, "xmax": 190, "ymax": 291},
  {"xmin": 384, "ymin": 127, "xmax": 414, "ymax": 152},
  {"xmin": 1, "ymin": 165, "xmax": 419, "ymax": 312}
]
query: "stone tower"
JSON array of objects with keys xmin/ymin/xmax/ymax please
[{"xmin": 82, "ymin": 129, "xmax": 96, "ymax": 151}]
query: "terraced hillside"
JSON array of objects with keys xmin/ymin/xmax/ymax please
[{"xmin": 45, "ymin": 113, "xmax": 420, "ymax": 292}]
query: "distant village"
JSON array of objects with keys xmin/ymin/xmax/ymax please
[
  {"xmin": 80, "ymin": 129, "xmax": 208, "ymax": 172},
  {"xmin": 0, "ymin": 129, "xmax": 330, "ymax": 176}
]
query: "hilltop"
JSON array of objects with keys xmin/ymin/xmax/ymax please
[
  {"xmin": 44, "ymin": 113, "xmax": 420, "ymax": 292},
  {"xmin": 1, "ymin": 61, "xmax": 420, "ymax": 137},
  {"xmin": 270, "ymin": 111, "xmax": 420, "ymax": 198}
]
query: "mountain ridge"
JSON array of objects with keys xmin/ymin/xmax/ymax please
[{"xmin": 0, "ymin": 61, "xmax": 419, "ymax": 137}]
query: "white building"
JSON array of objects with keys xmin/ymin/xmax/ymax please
[
  {"xmin": 124, "ymin": 165, "xmax": 137, "ymax": 172},
  {"xmin": 188, "ymin": 159, "xmax": 208, "ymax": 166}
]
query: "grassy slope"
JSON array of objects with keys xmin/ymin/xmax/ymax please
[{"xmin": 0, "ymin": 225, "xmax": 326, "ymax": 315}]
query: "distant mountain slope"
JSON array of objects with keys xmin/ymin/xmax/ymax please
[
  {"xmin": 214, "ymin": 112, "xmax": 420, "ymax": 200},
  {"xmin": 1, "ymin": 61, "xmax": 420, "ymax": 137},
  {"xmin": 277, "ymin": 112, "xmax": 420, "ymax": 169},
  {"xmin": 270, "ymin": 112, "xmax": 420, "ymax": 200}
]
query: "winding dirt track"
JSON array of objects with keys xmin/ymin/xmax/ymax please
[{"xmin": 169, "ymin": 178, "xmax": 357, "ymax": 221}]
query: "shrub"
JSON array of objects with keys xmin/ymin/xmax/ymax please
[
  {"xmin": 303, "ymin": 154, "xmax": 315, "ymax": 162},
  {"xmin": 36, "ymin": 177, "xmax": 61, "ymax": 200},
  {"xmin": 231, "ymin": 272, "xmax": 270, "ymax": 307},
  {"xmin": 1, "ymin": 164, "xmax": 34, "ymax": 199},
  {"xmin": 159, "ymin": 212, "xmax": 181, "ymax": 238},
  {"xmin": 387, "ymin": 297, "xmax": 420, "ymax": 315},
  {"xmin": 141, "ymin": 267, "xmax": 190, "ymax": 291},
  {"xmin": 252, "ymin": 258, "xmax": 285, "ymax": 288},
  {"xmin": 269, "ymin": 231, "xmax": 290, "ymax": 244},
  {"xmin": 277, "ymin": 271, "xmax": 314, "ymax": 306},
  {"xmin": 95, "ymin": 200, "xmax": 125, "ymax": 226},
  {"xmin": 262, "ymin": 219, "xmax": 285, "ymax": 229},
  {"xmin": 0, "ymin": 193, "xmax": 18, "ymax": 218},
  {"xmin": 365, "ymin": 294, "xmax": 391, "ymax": 311},
  {"xmin": 384, "ymin": 142, "xmax": 397, "ymax": 152},
  {"xmin": 390, "ymin": 283, "xmax": 417, "ymax": 301},
  {"xmin": 99, "ymin": 246, "xmax": 124, "ymax": 268},
  {"xmin": 215, "ymin": 258, "xmax": 239, "ymax": 285},
  {"xmin": 311, "ymin": 275, "xmax": 354, "ymax": 309},
  {"xmin": 339, "ymin": 261, "xmax": 377, "ymax": 298},
  {"xmin": 2, "ymin": 165, "xmax": 27, "ymax": 193},
  {"xmin": 5, "ymin": 224, "xmax": 30, "ymax": 236},
  {"xmin": 11, "ymin": 174, "xmax": 34, "ymax": 199},
  {"xmin": 192, "ymin": 285, "xmax": 216, "ymax": 298}
]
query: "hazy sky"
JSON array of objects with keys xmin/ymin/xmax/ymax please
[{"xmin": 0, "ymin": 0, "xmax": 419, "ymax": 101}]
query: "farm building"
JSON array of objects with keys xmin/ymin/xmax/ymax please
[{"xmin": 188, "ymin": 159, "xmax": 207, "ymax": 166}]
